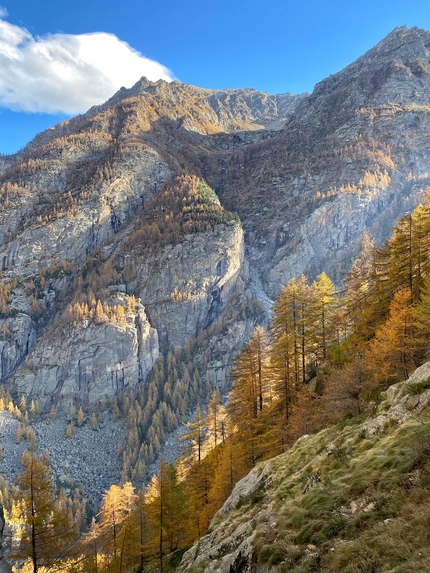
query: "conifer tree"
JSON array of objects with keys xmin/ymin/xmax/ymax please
[
  {"xmin": 343, "ymin": 231, "xmax": 378, "ymax": 340},
  {"xmin": 227, "ymin": 344, "xmax": 260, "ymax": 468},
  {"xmin": 12, "ymin": 450, "xmax": 77, "ymax": 573},
  {"xmin": 413, "ymin": 272, "xmax": 430, "ymax": 358},
  {"xmin": 181, "ymin": 405, "xmax": 207, "ymax": 465},
  {"xmin": 146, "ymin": 460, "xmax": 190, "ymax": 571},
  {"xmin": 364, "ymin": 288, "xmax": 417, "ymax": 390},
  {"xmin": 207, "ymin": 433, "xmax": 238, "ymax": 514},
  {"xmin": 206, "ymin": 389, "xmax": 224, "ymax": 449},
  {"xmin": 312, "ymin": 272, "xmax": 338, "ymax": 363},
  {"xmin": 97, "ymin": 482, "xmax": 135, "ymax": 571},
  {"xmin": 288, "ymin": 384, "xmax": 321, "ymax": 442}
]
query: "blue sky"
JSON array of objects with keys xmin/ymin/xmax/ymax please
[{"xmin": 1, "ymin": 0, "xmax": 430, "ymax": 154}]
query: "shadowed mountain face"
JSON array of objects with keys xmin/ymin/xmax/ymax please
[
  {"xmin": 198, "ymin": 26, "xmax": 430, "ymax": 295},
  {"xmin": 1, "ymin": 26, "xmax": 430, "ymax": 409}
]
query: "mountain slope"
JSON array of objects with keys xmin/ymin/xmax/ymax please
[
  {"xmin": 1, "ymin": 27, "xmax": 430, "ymax": 422},
  {"xmin": 178, "ymin": 363, "xmax": 430, "ymax": 573},
  {"xmin": 199, "ymin": 26, "xmax": 430, "ymax": 294}
]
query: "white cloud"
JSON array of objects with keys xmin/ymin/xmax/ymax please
[{"xmin": 0, "ymin": 15, "xmax": 174, "ymax": 114}]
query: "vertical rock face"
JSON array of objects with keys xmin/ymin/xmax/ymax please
[
  {"xmin": 262, "ymin": 181, "xmax": 418, "ymax": 297},
  {"xmin": 0, "ymin": 314, "xmax": 37, "ymax": 382},
  {"xmin": 0, "ymin": 144, "xmax": 171, "ymax": 277},
  {"xmin": 11, "ymin": 294, "xmax": 159, "ymax": 410},
  {"xmin": 134, "ymin": 223, "xmax": 245, "ymax": 350},
  {"xmin": 200, "ymin": 26, "xmax": 430, "ymax": 290}
]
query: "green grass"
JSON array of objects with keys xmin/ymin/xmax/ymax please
[
  {"xmin": 252, "ymin": 406, "xmax": 430, "ymax": 573},
  {"xmin": 408, "ymin": 376, "xmax": 430, "ymax": 395}
]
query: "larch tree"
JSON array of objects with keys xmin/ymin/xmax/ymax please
[
  {"xmin": 146, "ymin": 460, "xmax": 190, "ymax": 571},
  {"xmin": 206, "ymin": 389, "xmax": 225, "ymax": 449},
  {"xmin": 343, "ymin": 231, "xmax": 379, "ymax": 341},
  {"xmin": 227, "ymin": 346, "xmax": 261, "ymax": 467},
  {"xmin": 413, "ymin": 272, "xmax": 430, "ymax": 358},
  {"xmin": 180, "ymin": 405, "xmax": 207, "ymax": 465},
  {"xmin": 97, "ymin": 482, "xmax": 135, "ymax": 572},
  {"xmin": 364, "ymin": 288, "xmax": 417, "ymax": 390},
  {"xmin": 206, "ymin": 431, "xmax": 239, "ymax": 515},
  {"xmin": 312, "ymin": 272, "xmax": 338, "ymax": 363},
  {"xmin": 125, "ymin": 492, "xmax": 150, "ymax": 573},
  {"xmin": 287, "ymin": 384, "xmax": 321, "ymax": 443},
  {"xmin": 269, "ymin": 275, "xmax": 320, "ymax": 448},
  {"xmin": 12, "ymin": 450, "xmax": 77, "ymax": 573}
]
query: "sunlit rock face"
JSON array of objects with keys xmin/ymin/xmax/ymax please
[
  {"xmin": 2, "ymin": 26, "xmax": 430, "ymax": 408},
  {"xmin": 10, "ymin": 294, "xmax": 159, "ymax": 410}
]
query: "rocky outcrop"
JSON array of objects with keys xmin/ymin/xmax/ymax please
[
  {"xmin": 205, "ymin": 314, "xmax": 255, "ymax": 391},
  {"xmin": 133, "ymin": 222, "xmax": 246, "ymax": 350},
  {"xmin": 0, "ymin": 144, "xmax": 171, "ymax": 277},
  {"xmin": 200, "ymin": 26, "xmax": 430, "ymax": 290},
  {"xmin": 262, "ymin": 177, "xmax": 419, "ymax": 296},
  {"xmin": 178, "ymin": 363, "xmax": 430, "ymax": 573},
  {"xmin": 177, "ymin": 463, "xmax": 271, "ymax": 573},
  {"xmin": 11, "ymin": 294, "xmax": 158, "ymax": 410},
  {"xmin": 0, "ymin": 314, "xmax": 37, "ymax": 382}
]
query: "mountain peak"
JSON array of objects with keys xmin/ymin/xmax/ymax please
[
  {"xmin": 367, "ymin": 25, "xmax": 430, "ymax": 59},
  {"xmin": 305, "ymin": 24, "xmax": 430, "ymax": 118},
  {"xmin": 98, "ymin": 76, "xmax": 170, "ymax": 108}
]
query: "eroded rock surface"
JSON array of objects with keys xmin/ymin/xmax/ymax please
[
  {"xmin": 134, "ymin": 223, "xmax": 245, "ymax": 350},
  {"xmin": 11, "ymin": 294, "xmax": 158, "ymax": 410},
  {"xmin": 0, "ymin": 314, "xmax": 37, "ymax": 382}
]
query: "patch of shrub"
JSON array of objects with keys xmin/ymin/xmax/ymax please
[{"xmin": 408, "ymin": 376, "xmax": 430, "ymax": 395}]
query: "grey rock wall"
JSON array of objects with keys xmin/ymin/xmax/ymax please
[
  {"xmin": 11, "ymin": 294, "xmax": 158, "ymax": 410},
  {"xmin": 0, "ymin": 314, "xmax": 37, "ymax": 382},
  {"xmin": 134, "ymin": 223, "xmax": 245, "ymax": 350}
]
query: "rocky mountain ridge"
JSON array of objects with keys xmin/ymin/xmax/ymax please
[
  {"xmin": 1, "ymin": 26, "xmax": 430, "ymax": 456},
  {"xmin": 197, "ymin": 26, "xmax": 430, "ymax": 294}
]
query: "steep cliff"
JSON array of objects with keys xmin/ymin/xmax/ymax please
[
  {"xmin": 0, "ymin": 314, "xmax": 37, "ymax": 383},
  {"xmin": 201, "ymin": 26, "xmax": 430, "ymax": 294},
  {"xmin": 0, "ymin": 27, "xmax": 430, "ymax": 426},
  {"xmin": 129, "ymin": 222, "xmax": 245, "ymax": 350},
  {"xmin": 11, "ymin": 293, "xmax": 159, "ymax": 410}
]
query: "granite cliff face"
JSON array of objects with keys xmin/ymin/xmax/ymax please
[
  {"xmin": 1, "ymin": 26, "xmax": 430, "ymax": 412},
  {"xmin": 200, "ymin": 25, "xmax": 430, "ymax": 294},
  {"xmin": 0, "ymin": 314, "xmax": 37, "ymax": 383},
  {"xmin": 129, "ymin": 222, "xmax": 245, "ymax": 350},
  {"xmin": 11, "ymin": 294, "xmax": 159, "ymax": 410}
]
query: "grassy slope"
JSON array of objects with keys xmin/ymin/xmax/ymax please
[{"xmin": 186, "ymin": 365, "xmax": 430, "ymax": 573}]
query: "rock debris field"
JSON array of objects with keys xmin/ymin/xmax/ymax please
[{"xmin": 0, "ymin": 410, "xmax": 123, "ymax": 507}]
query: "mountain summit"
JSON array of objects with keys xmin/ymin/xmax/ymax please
[{"xmin": 1, "ymin": 25, "xmax": 430, "ymax": 493}]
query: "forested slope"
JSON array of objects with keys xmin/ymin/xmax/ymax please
[{"xmin": 2, "ymin": 195, "xmax": 430, "ymax": 572}]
